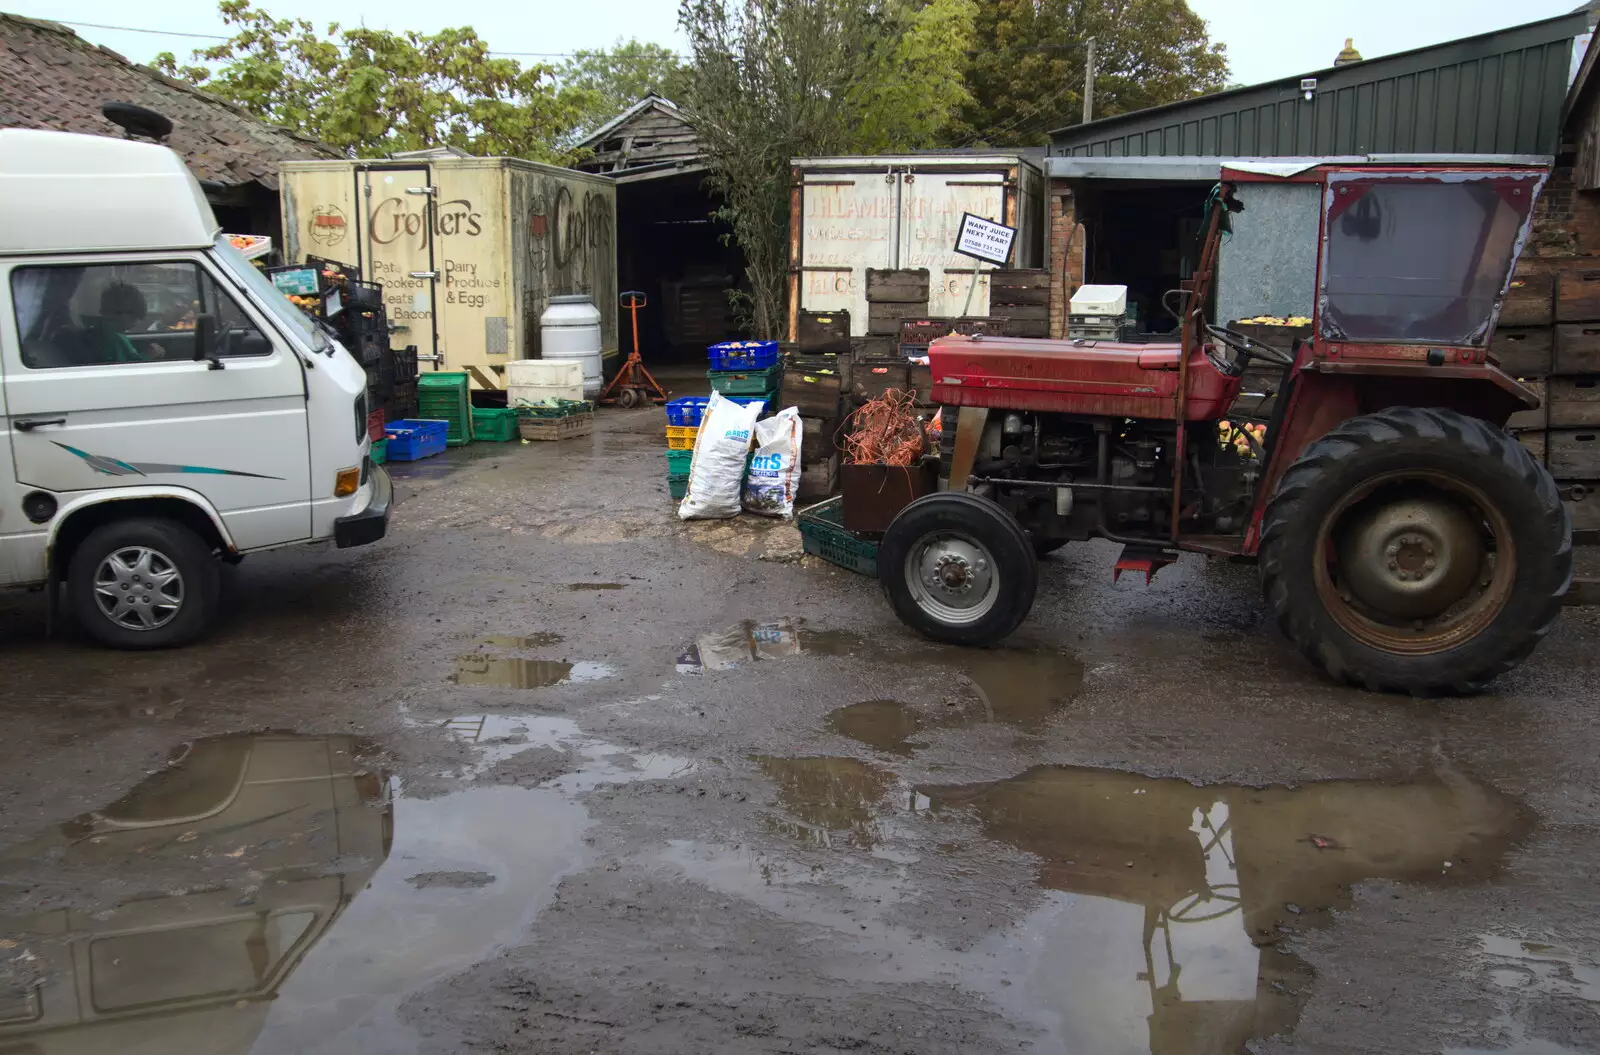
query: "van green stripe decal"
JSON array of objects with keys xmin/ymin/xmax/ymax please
[{"xmin": 53, "ymin": 442, "xmax": 284, "ymax": 480}]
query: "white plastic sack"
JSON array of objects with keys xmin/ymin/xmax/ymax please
[
  {"xmin": 742, "ymin": 407, "xmax": 803, "ymax": 518},
  {"xmin": 678, "ymin": 391, "xmax": 762, "ymax": 520}
]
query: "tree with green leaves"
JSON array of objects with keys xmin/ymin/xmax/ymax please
[
  {"xmin": 559, "ymin": 39, "xmax": 688, "ymax": 138},
  {"xmin": 154, "ymin": 0, "xmax": 586, "ymax": 161},
  {"xmin": 678, "ymin": 0, "xmax": 976, "ymax": 338},
  {"xmin": 948, "ymin": 0, "xmax": 1229, "ymax": 148}
]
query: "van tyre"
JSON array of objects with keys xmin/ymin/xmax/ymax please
[
  {"xmin": 1259, "ymin": 406, "xmax": 1570, "ymax": 695},
  {"xmin": 879, "ymin": 492, "xmax": 1037, "ymax": 646},
  {"xmin": 68, "ymin": 518, "xmax": 221, "ymax": 649}
]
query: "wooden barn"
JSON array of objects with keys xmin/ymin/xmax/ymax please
[{"xmin": 575, "ymin": 94, "xmax": 747, "ymax": 361}]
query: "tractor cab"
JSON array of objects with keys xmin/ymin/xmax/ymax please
[{"xmin": 880, "ymin": 162, "xmax": 1571, "ymax": 695}]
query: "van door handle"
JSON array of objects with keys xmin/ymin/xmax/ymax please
[{"xmin": 14, "ymin": 417, "xmax": 66, "ymax": 431}]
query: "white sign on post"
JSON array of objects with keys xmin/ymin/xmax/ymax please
[{"xmin": 954, "ymin": 212, "xmax": 1017, "ymax": 267}]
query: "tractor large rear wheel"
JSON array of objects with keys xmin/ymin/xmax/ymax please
[
  {"xmin": 1259, "ymin": 407, "xmax": 1570, "ymax": 694},
  {"xmin": 879, "ymin": 493, "xmax": 1037, "ymax": 646}
]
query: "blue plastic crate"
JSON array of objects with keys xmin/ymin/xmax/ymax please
[
  {"xmin": 665, "ymin": 396, "xmax": 710, "ymax": 427},
  {"xmin": 383, "ymin": 418, "xmax": 448, "ymax": 461},
  {"xmin": 708, "ymin": 340, "xmax": 780, "ymax": 372}
]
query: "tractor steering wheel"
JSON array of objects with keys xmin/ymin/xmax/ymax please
[{"xmin": 1204, "ymin": 324, "xmax": 1296, "ymax": 375}]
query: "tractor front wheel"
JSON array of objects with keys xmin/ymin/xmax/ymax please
[
  {"xmin": 879, "ymin": 493, "xmax": 1038, "ymax": 646},
  {"xmin": 1259, "ymin": 407, "xmax": 1571, "ymax": 694}
]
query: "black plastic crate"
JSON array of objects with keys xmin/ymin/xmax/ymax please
[
  {"xmin": 343, "ymin": 306, "xmax": 389, "ymax": 335},
  {"xmin": 345, "ymin": 279, "xmax": 384, "ymax": 310},
  {"xmin": 390, "ymin": 344, "xmax": 419, "ymax": 382}
]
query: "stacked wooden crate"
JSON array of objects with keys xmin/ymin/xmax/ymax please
[
  {"xmin": 988, "ymin": 270, "xmax": 1052, "ymax": 338},
  {"xmin": 865, "ymin": 268, "xmax": 930, "ymax": 336},
  {"xmin": 786, "ymin": 311, "xmax": 852, "ymax": 499},
  {"xmin": 1493, "ymin": 265, "xmax": 1600, "ymax": 537},
  {"xmin": 855, "ymin": 269, "xmax": 922, "ymax": 409}
]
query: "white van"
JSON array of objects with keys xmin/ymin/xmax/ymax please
[{"xmin": 0, "ymin": 130, "xmax": 390, "ymax": 647}]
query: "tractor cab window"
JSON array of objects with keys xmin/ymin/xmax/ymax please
[{"xmin": 1320, "ymin": 176, "xmax": 1535, "ymax": 345}]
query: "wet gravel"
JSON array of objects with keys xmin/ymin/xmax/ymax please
[{"xmin": 1, "ymin": 406, "xmax": 1598, "ymax": 1054}]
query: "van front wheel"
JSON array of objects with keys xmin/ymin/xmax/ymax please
[{"xmin": 68, "ymin": 518, "xmax": 220, "ymax": 649}]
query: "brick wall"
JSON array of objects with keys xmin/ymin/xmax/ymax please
[
  {"xmin": 1048, "ymin": 182, "xmax": 1084, "ymax": 338},
  {"xmin": 1523, "ymin": 87, "xmax": 1600, "ymax": 266},
  {"xmin": 1522, "ymin": 157, "xmax": 1600, "ymax": 265}
]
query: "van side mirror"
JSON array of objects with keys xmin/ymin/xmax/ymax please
[
  {"xmin": 192, "ymin": 313, "xmax": 226, "ymax": 370},
  {"xmin": 193, "ymin": 313, "xmax": 215, "ymax": 360}
]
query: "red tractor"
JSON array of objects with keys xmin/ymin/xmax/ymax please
[{"xmin": 879, "ymin": 164, "xmax": 1571, "ymax": 694}]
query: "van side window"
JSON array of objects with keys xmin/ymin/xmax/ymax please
[{"xmin": 11, "ymin": 262, "xmax": 271, "ymax": 369}]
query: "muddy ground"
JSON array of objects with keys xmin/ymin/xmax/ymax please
[{"xmin": 1, "ymin": 403, "xmax": 1598, "ymax": 1055}]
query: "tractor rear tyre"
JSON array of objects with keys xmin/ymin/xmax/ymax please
[
  {"xmin": 1259, "ymin": 406, "xmax": 1571, "ymax": 694},
  {"xmin": 879, "ymin": 492, "xmax": 1037, "ymax": 646}
]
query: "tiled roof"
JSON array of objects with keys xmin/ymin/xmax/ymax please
[{"xmin": 0, "ymin": 13, "xmax": 339, "ymax": 189}]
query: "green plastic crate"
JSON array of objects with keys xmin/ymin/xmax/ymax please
[
  {"xmin": 665, "ymin": 448, "xmax": 693, "ymax": 475},
  {"xmin": 471, "ymin": 406, "xmax": 519, "ymax": 442},
  {"xmin": 707, "ymin": 365, "xmax": 782, "ymax": 396},
  {"xmin": 370, "ymin": 438, "xmax": 388, "ymax": 465},
  {"xmin": 418, "ymin": 372, "xmax": 472, "ymax": 445},
  {"xmin": 668, "ymin": 473, "xmax": 689, "ymax": 500},
  {"xmin": 797, "ymin": 497, "xmax": 878, "ymax": 576}
]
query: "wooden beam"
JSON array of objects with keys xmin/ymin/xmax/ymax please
[{"xmin": 1566, "ymin": 577, "xmax": 1600, "ymax": 607}]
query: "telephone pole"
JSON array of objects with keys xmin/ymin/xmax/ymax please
[{"xmin": 1082, "ymin": 37, "xmax": 1096, "ymax": 124}]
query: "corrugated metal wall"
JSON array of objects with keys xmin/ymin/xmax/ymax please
[{"xmin": 1054, "ymin": 16, "xmax": 1582, "ymax": 159}]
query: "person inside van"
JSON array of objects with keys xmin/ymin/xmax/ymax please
[{"xmin": 82, "ymin": 281, "xmax": 149, "ymax": 364}]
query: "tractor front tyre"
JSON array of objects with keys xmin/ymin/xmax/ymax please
[
  {"xmin": 879, "ymin": 492, "xmax": 1038, "ymax": 646},
  {"xmin": 1259, "ymin": 406, "xmax": 1571, "ymax": 694}
]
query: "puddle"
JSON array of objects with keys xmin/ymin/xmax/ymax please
[
  {"xmin": 680, "ymin": 619, "xmax": 1083, "ymax": 733},
  {"xmin": 566, "ymin": 582, "xmax": 625, "ymax": 591},
  {"xmin": 452, "ymin": 655, "xmax": 615, "ymax": 688},
  {"xmin": 755, "ymin": 756, "xmax": 927, "ymax": 850},
  {"xmin": 705, "ymin": 754, "xmax": 1530, "ymax": 1051},
  {"xmin": 827, "ymin": 700, "xmax": 925, "ymax": 755},
  {"xmin": 917, "ymin": 764, "xmax": 1531, "ymax": 1054},
  {"xmin": 1474, "ymin": 934, "xmax": 1600, "ymax": 1003},
  {"xmin": 480, "ymin": 632, "xmax": 563, "ymax": 649},
  {"xmin": 0, "ymin": 722, "xmax": 690, "ymax": 1054}
]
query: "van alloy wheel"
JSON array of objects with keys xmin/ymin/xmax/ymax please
[
  {"xmin": 94, "ymin": 546, "xmax": 185, "ymax": 631},
  {"xmin": 68, "ymin": 517, "xmax": 220, "ymax": 649}
]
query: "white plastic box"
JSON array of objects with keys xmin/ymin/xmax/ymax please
[{"xmin": 1069, "ymin": 284, "xmax": 1128, "ymax": 317}]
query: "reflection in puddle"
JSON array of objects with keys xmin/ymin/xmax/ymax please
[
  {"xmin": 453, "ymin": 655, "xmax": 615, "ymax": 688},
  {"xmin": 827, "ymin": 700, "xmax": 924, "ymax": 755},
  {"xmin": 755, "ymin": 756, "xmax": 919, "ymax": 849},
  {"xmin": 1474, "ymin": 934, "xmax": 1600, "ymax": 1003},
  {"xmin": 567, "ymin": 582, "xmax": 625, "ymax": 591},
  {"xmin": 919, "ymin": 764, "xmax": 1529, "ymax": 1055},
  {"xmin": 680, "ymin": 619, "xmax": 1083, "ymax": 734},
  {"xmin": 0, "ymin": 721, "xmax": 693, "ymax": 1055},
  {"xmin": 481, "ymin": 632, "xmax": 563, "ymax": 649},
  {"xmin": 0, "ymin": 734, "xmax": 390, "ymax": 1054}
]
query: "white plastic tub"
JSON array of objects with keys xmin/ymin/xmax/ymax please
[{"xmin": 505, "ymin": 358, "xmax": 583, "ymax": 388}]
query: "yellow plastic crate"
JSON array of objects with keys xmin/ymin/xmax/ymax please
[{"xmin": 666, "ymin": 425, "xmax": 700, "ymax": 450}]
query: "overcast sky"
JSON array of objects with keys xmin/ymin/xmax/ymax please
[{"xmin": 7, "ymin": 0, "xmax": 1590, "ymax": 88}]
